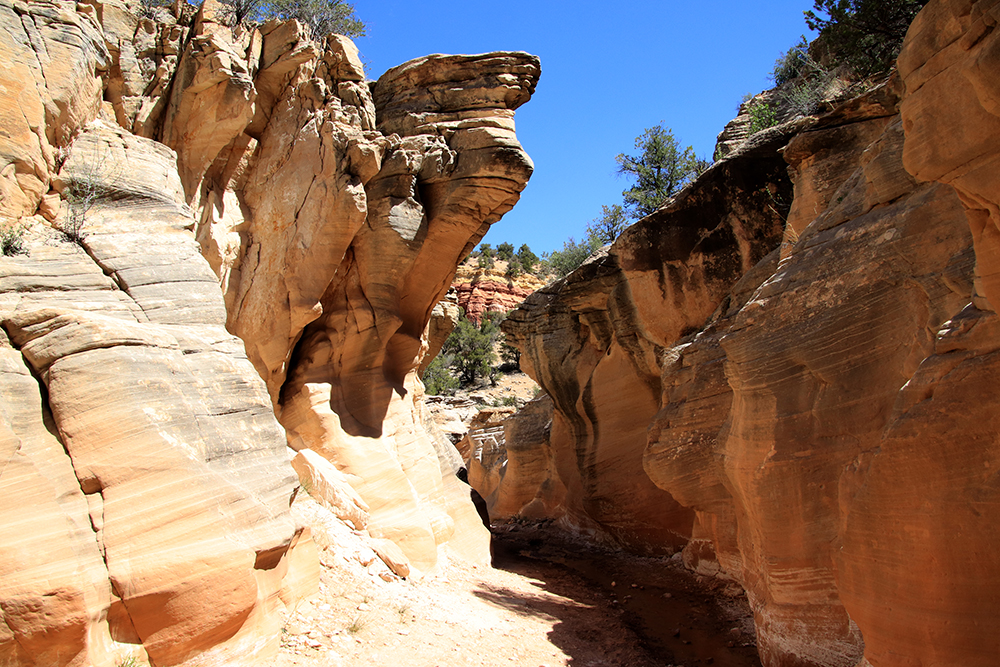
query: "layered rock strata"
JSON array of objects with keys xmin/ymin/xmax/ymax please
[
  {"xmin": 1, "ymin": 124, "xmax": 314, "ymax": 667},
  {"xmin": 0, "ymin": 0, "xmax": 538, "ymax": 664},
  {"xmin": 451, "ymin": 259, "xmax": 546, "ymax": 324},
  {"xmin": 502, "ymin": 2, "xmax": 998, "ymax": 664},
  {"xmin": 502, "ymin": 129, "xmax": 795, "ymax": 553}
]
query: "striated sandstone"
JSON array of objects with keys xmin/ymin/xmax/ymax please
[
  {"xmin": 502, "ymin": 129, "xmax": 794, "ymax": 554},
  {"xmin": 0, "ymin": 0, "xmax": 107, "ymax": 219},
  {"xmin": 0, "ymin": 124, "xmax": 315, "ymax": 666},
  {"xmin": 828, "ymin": 2, "xmax": 1000, "ymax": 665},
  {"xmin": 277, "ymin": 51, "xmax": 539, "ymax": 574},
  {"xmin": 0, "ymin": 0, "xmax": 540, "ymax": 663}
]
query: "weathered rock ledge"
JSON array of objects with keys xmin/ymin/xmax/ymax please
[
  {"xmin": 0, "ymin": 0, "xmax": 538, "ymax": 664},
  {"xmin": 499, "ymin": 1, "xmax": 1000, "ymax": 665}
]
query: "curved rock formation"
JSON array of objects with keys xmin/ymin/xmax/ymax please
[
  {"xmin": 0, "ymin": 0, "xmax": 539, "ymax": 664},
  {"xmin": 502, "ymin": 128, "xmax": 795, "ymax": 553},
  {"xmin": 501, "ymin": 3, "xmax": 998, "ymax": 665},
  {"xmin": 1, "ymin": 123, "xmax": 312, "ymax": 667}
]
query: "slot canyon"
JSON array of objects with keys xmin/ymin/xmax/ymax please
[{"xmin": 0, "ymin": 0, "xmax": 998, "ymax": 666}]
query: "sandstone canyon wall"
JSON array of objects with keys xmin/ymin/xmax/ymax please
[
  {"xmin": 0, "ymin": 0, "xmax": 538, "ymax": 664},
  {"xmin": 501, "ymin": 1, "xmax": 999, "ymax": 665}
]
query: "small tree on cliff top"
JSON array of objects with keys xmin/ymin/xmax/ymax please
[
  {"xmin": 616, "ymin": 124, "xmax": 701, "ymax": 218},
  {"xmin": 586, "ymin": 204, "xmax": 629, "ymax": 245},
  {"xmin": 218, "ymin": 0, "xmax": 366, "ymax": 39},
  {"xmin": 805, "ymin": 0, "xmax": 929, "ymax": 77}
]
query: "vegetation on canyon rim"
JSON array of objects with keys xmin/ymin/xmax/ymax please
[
  {"xmin": 140, "ymin": 0, "xmax": 366, "ymax": 38},
  {"xmin": 509, "ymin": 0, "xmax": 930, "ymax": 282}
]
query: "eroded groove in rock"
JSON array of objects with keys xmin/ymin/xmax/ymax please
[
  {"xmin": 278, "ymin": 51, "xmax": 540, "ymax": 575},
  {"xmin": 501, "ymin": 127, "xmax": 795, "ymax": 555}
]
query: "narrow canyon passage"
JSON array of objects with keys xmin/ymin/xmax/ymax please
[{"xmin": 276, "ymin": 518, "xmax": 759, "ymax": 667}]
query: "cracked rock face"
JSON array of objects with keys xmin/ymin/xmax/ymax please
[{"xmin": 0, "ymin": 0, "xmax": 538, "ymax": 664}]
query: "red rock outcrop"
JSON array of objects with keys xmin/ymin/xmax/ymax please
[
  {"xmin": 832, "ymin": 2, "xmax": 1000, "ymax": 665},
  {"xmin": 452, "ymin": 260, "xmax": 546, "ymax": 323}
]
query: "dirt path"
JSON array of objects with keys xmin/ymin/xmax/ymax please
[{"xmin": 275, "ymin": 520, "xmax": 759, "ymax": 667}]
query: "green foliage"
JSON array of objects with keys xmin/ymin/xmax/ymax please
[
  {"xmin": 804, "ymin": 0, "xmax": 929, "ymax": 78},
  {"xmin": 496, "ymin": 242, "xmax": 515, "ymax": 261},
  {"xmin": 422, "ymin": 354, "xmax": 459, "ymax": 395},
  {"xmin": 541, "ymin": 235, "xmax": 600, "ymax": 279},
  {"xmin": 505, "ymin": 260, "xmax": 522, "ymax": 278},
  {"xmin": 477, "ymin": 242, "xmax": 495, "ymax": 269},
  {"xmin": 586, "ymin": 204, "xmax": 628, "ymax": 245},
  {"xmin": 516, "ymin": 244, "xmax": 538, "ymax": 273},
  {"xmin": 219, "ymin": 0, "xmax": 366, "ymax": 39},
  {"xmin": 771, "ymin": 36, "xmax": 811, "ymax": 86},
  {"xmin": 432, "ymin": 312, "xmax": 503, "ymax": 387},
  {"xmin": 499, "ymin": 334, "xmax": 520, "ymax": 371},
  {"xmin": 747, "ymin": 100, "xmax": 779, "ymax": 134},
  {"xmin": 0, "ymin": 222, "xmax": 28, "ymax": 257},
  {"xmin": 616, "ymin": 124, "xmax": 701, "ymax": 218}
]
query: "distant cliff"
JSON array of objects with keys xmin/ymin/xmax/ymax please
[
  {"xmin": 500, "ymin": 1, "xmax": 1000, "ymax": 665},
  {"xmin": 451, "ymin": 258, "xmax": 547, "ymax": 324},
  {"xmin": 0, "ymin": 0, "xmax": 538, "ymax": 664}
]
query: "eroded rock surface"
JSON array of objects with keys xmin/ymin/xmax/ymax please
[
  {"xmin": 1, "ymin": 125, "xmax": 314, "ymax": 667},
  {"xmin": 0, "ymin": 0, "xmax": 538, "ymax": 664},
  {"xmin": 502, "ymin": 130, "xmax": 794, "ymax": 554},
  {"xmin": 500, "ymin": 3, "xmax": 998, "ymax": 665}
]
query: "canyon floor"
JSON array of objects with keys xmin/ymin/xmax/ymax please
[{"xmin": 275, "ymin": 522, "xmax": 760, "ymax": 667}]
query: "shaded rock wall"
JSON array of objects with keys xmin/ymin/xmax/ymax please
[
  {"xmin": 502, "ymin": 130, "xmax": 795, "ymax": 553},
  {"xmin": 0, "ymin": 0, "xmax": 538, "ymax": 664},
  {"xmin": 502, "ymin": 2, "xmax": 998, "ymax": 665}
]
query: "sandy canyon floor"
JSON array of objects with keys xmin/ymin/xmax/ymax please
[{"xmin": 275, "ymin": 522, "xmax": 760, "ymax": 667}]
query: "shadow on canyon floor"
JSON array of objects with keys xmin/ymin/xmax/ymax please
[{"xmin": 482, "ymin": 523, "xmax": 761, "ymax": 667}]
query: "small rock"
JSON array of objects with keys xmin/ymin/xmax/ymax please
[
  {"xmin": 398, "ymin": 629, "xmax": 410, "ymax": 636},
  {"xmin": 357, "ymin": 603, "xmax": 370, "ymax": 611},
  {"xmin": 631, "ymin": 583, "xmax": 638, "ymax": 588},
  {"xmin": 611, "ymin": 581, "xmax": 616, "ymax": 587},
  {"xmin": 663, "ymin": 593, "xmax": 672, "ymax": 598}
]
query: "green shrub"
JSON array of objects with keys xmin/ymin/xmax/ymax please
[
  {"xmin": 805, "ymin": 0, "xmax": 929, "ymax": 78},
  {"xmin": 422, "ymin": 354, "xmax": 459, "ymax": 396},
  {"xmin": 496, "ymin": 242, "xmax": 514, "ymax": 261},
  {"xmin": 218, "ymin": 0, "xmax": 366, "ymax": 39},
  {"xmin": 516, "ymin": 244, "xmax": 538, "ymax": 274},
  {"xmin": 1, "ymin": 222, "xmax": 28, "ymax": 257},
  {"xmin": 772, "ymin": 36, "xmax": 810, "ymax": 86},
  {"xmin": 541, "ymin": 236, "xmax": 600, "ymax": 279},
  {"xmin": 747, "ymin": 100, "xmax": 779, "ymax": 134}
]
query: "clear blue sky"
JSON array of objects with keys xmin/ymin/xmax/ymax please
[{"xmin": 353, "ymin": 1, "xmax": 817, "ymax": 255}]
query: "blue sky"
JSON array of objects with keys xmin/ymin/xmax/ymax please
[{"xmin": 353, "ymin": 1, "xmax": 818, "ymax": 255}]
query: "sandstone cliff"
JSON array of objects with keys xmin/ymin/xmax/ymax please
[
  {"xmin": 0, "ymin": 0, "xmax": 538, "ymax": 664},
  {"xmin": 501, "ymin": 1, "xmax": 999, "ymax": 665},
  {"xmin": 451, "ymin": 258, "xmax": 547, "ymax": 324},
  {"xmin": 502, "ymin": 126, "xmax": 796, "ymax": 553}
]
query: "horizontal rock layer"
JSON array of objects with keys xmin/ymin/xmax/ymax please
[
  {"xmin": 501, "ymin": 2, "xmax": 1000, "ymax": 665},
  {"xmin": 0, "ymin": 0, "xmax": 539, "ymax": 664}
]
